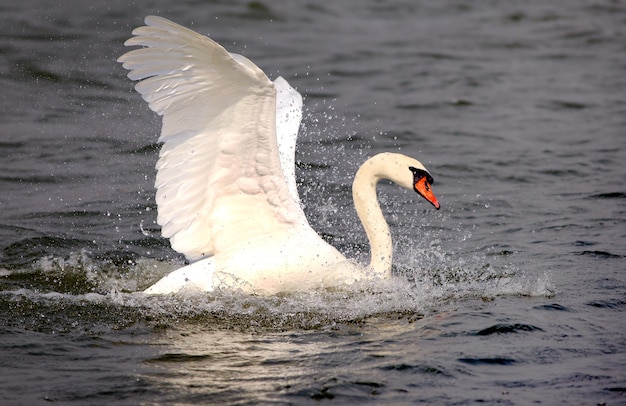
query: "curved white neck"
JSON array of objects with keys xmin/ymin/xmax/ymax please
[{"xmin": 352, "ymin": 154, "xmax": 394, "ymax": 277}]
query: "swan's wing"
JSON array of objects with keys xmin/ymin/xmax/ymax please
[
  {"xmin": 118, "ymin": 16, "xmax": 307, "ymax": 262},
  {"xmin": 274, "ymin": 76, "xmax": 303, "ymax": 205}
]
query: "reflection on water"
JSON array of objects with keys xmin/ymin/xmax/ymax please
[{"xmin": 143, "ymin": 318, "xmax": 433, "ymax": 402}]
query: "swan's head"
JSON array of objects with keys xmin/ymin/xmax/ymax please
[
  {"xmin": 409, "ymin": 165, "xmax": 440, "ymax": 210},
  {"xmin": 368, "ymin": 152, "xmax": 440, "ymax": 210}
]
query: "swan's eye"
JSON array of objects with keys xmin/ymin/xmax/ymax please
[{"xmin": 410, "ymin": 167, "xmax": 433, "ymax": 183}]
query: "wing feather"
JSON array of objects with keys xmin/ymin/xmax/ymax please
[
  {"xmin": 274, "ymin": 77, "xmax": 303, "ymax": 205},
  {"xmin": 118, "ymin": 16, "xmax": 307, "ymax": 262}
]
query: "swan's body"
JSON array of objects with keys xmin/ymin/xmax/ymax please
[{"xmin": 118, "ymin": 16, "xmax": 440, "ymax": 295}]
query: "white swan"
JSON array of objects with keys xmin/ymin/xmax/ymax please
[{"xmin": 118, "ymin": 16, "xmax": 440, "ymax": 295}]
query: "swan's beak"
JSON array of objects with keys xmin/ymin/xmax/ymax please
[{"xmin": 414, "ymin": 176, "xmax": 440, "ymax": 210}]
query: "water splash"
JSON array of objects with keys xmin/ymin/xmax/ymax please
[
  {"xmin": 0, "ymin": 240, "xmax": 553, "ymax": 334},
  {"xmin": 0, "ymin": 96, "xmax": 555, "ymax": 333}
]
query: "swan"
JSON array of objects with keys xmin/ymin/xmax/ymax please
[{"xmin": 118, "ymin": 16, "xmax": 440, "ymax": 295}]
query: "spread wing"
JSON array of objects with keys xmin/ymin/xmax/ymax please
[{"xmin": 118, "ymin": 16, "xmax": 307, "ymax": 262}]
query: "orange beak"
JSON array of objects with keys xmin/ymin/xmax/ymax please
[{"xmin": 414, "ymin": 176, "xmax": 440, "ymax": 210}]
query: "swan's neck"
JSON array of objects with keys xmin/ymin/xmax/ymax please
[{"xmin": 352, "ymin": 154, "xmax": 394, "ymax": 277}]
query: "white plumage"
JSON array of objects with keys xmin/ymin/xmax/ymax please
[{"xmin": 118, "ymin": 16, "xmax": 440, "ymax": 294}]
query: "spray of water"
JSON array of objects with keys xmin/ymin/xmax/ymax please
[{"xmin": 0, "ymin": 104, "xmax": 554, "ymax": 332}]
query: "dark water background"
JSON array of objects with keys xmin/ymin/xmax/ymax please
[{"xmin": 1, "ymin": 0, "xmax": 625, "ymax": 404}]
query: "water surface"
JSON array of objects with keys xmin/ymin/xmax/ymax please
[{"xmin": 1, "ymin": 0, "xmax": 625, "ymax": 404}]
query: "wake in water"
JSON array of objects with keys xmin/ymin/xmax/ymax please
[{"xmin": 0, "ymin": 223, "xmax": 554, "ymax": 333}]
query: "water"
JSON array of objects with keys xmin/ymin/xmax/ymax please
[{"xmin": 1, "ymin": 0, "xmax": 625, "ymax": 404}]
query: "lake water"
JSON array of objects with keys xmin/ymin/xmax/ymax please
[{"xmin": 1, "ymin": 0, "xmax": 625, "ymax": 404}]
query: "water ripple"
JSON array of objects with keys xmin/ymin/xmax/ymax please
[{"xmin": 474, "ymin": 323, "xmax": 544, "ymax": 336}]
